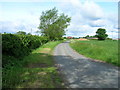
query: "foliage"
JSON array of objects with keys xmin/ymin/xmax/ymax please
[
  {"xmin": 70, "ymin": 40, "xmax": 119, "ymax": 66},
  {"xmin": 106, "ymin": 38, "xmax": 112, "ymax": 40},
  {"xmin": 38, "ymin": 7, "xmax": 71, "ymax": 40},
  {"xmin": 2, "ymin": 34, "xmax": 49, "ymax": 67},
  {"xmin": 72, "ymin": 37, "xmax": 79, "ymax": 39},
  {"xmin": 27, "ymin": 33, "xmax": 31, "ymax": 35},
  {"xmin": 96, "ymin": 28, "xmax": 108, "ymax": 40},
  {"xmin": 85, "ymin": 35, "xmax": 89, "ymax": 38},
  {"xmin": 3, "ymin": 41, "xmax": 64, "ymax": 88},
  {"xmin": 84, "ymin": 35, "xmax": 97, "ymax": 38},
  {"xmin": 16, "ymin": 31, "xmax": 27, "ymax": 35}
]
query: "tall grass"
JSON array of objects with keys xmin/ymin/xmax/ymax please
[
  {"xmin": 70, "ymin": 40, "xmax": 119, "ymax": 66},
  {"xmin": 3, "ymin": 41, "xmax": 64, "ymax": 88}
]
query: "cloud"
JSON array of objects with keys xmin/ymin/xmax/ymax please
[
  {"xmin": 0, "ymin": 20, "xmax": 39, "ymax": 34},
  {"xmin": 89, "ymin": 19, "xmax": 106, "ymax": 27},
  {"xmin": 80, "ymin": 1, "xmax": 104, "ymax": 20},
  {"xmin": 58, "ymin": 0, "xmax": 118, "ymax": 38},
  {"xmin": 66, "ymin": 24, "xmax": 98, "ymax": 37},
  {"xmin": 0, "ymin": 0, "xmax": 119, "ymax": 2},
  {"xmin": 0, "ymin": 7, "xmax": 41, "ymax": 34},
  {"xmin": 1, "ymin": 1, "xmax": 118, "ymax": 38}
]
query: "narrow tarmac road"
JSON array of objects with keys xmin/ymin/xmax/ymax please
[{"xmin": 53, "ymin": 41, "xmax": 119, "ymax": 88}]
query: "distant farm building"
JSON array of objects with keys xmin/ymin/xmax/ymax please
[{"xmin": 67, "ymin": 36, "xmax": 73, "ymax": 39}]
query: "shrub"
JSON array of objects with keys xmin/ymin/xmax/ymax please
[{"xmin": 2, "ymin": 34, "xmax": 49, "ymax": 67}]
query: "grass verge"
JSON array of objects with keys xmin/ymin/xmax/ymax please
[
  {"xmin": 3, "ymin": 40, "xmax": 64, "ymax": 88},
  {"xmin": 70, "ymin": 40, "xmax": 119, "ymax": 67}
]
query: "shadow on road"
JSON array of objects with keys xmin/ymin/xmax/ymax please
[{"xmin": 53, "ymin": 55, "xmax": 120, "ymax": 88}]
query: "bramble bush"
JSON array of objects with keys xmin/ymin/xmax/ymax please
[{"xmin": 2, "ymin": 34, "xmax": 49, "ymax": 67}]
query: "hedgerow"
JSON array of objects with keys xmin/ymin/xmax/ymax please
[{"xmin": 2, "ymin": 34, "xmax": 49, "ymax": 67}]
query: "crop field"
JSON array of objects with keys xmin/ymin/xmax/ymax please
[{"xmin": 70, "ymin": 40, "xmax": 119, "ymax": 66}]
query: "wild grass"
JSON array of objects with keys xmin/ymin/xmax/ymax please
[
  {"xmin": 70, "ymin": 40, "xmax": 119, "ymax": 66},
  {"xmin": 3, "ymin": 41, "xmax": 64, "ymax": 88}
]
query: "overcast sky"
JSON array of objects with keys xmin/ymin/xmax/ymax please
[{"xmin": 0, "ymin": 0, "xmax": 118, "ymax": 38}]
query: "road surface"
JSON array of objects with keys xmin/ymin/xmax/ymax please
[{"xmin": 53, "ymin": 41, "xmax": 119, "ymax": 88}]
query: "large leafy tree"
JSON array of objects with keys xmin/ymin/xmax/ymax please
[
  {"xmin": 38, "ymin": 7, "xmax": 71, "ymax": 40},
  {"xmin": 96, "ymin": 28, "xmax": 108, "ymax": 40}
]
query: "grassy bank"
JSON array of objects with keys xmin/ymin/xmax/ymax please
[
  {"xmin": 70, "ymin": 40, "xmax": 119, "ymax": 66},
  {"xmin": 3, "ymin": 41, "xmax": 64, "ymax": 88}
]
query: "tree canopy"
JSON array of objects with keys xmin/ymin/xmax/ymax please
[
  {"xmin": 16, "ymin": 31, "xmax": 27, "ymax": 35},
  {"xmin": 96, "ymin": 28, "xmax": 108, "ymax": 40},
  {"xmin": 38, "ymin": 7, "xmax": 71, "ymax": 40}
]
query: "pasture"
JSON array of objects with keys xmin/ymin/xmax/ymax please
[{"xmin": 70, "ymin": 40, "xmax": 119, "ymax": 66}]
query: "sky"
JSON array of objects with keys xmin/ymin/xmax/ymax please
[{"xmin": 0, "ymin": 0, "xmax": 118, "ymax": 38}]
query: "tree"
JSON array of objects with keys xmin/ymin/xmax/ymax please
[
  {"xmin": 16, "ymin": 31, "xmax": 26, "ymax": 35},
  {"xmin": 93, "ymin": 35, "xmax": 97, "ymax": 38},
  {"xmin": 85, "ymin": 35, "xmax": 89, "ymax": 38},
  {"xmin": 27, "ymin": 33, "xmax": 31, "ymax": 35},
  {"xmin": 38, "ymin": 7, "xmax": 71, "ymax": 40},
  {"xmin": 96, "ymin": 28, "xmax": 108, "ymax": 40}
]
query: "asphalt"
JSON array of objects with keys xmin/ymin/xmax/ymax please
[{"xmin": 53, "ymin": 41, "xmax": 119, "ymax": 88}]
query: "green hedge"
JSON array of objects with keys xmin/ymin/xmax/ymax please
[{"xmin": 2, "ymin": 34, "xmax": 49, "ymax": 67}]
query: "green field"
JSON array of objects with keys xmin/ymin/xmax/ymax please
[
  {"xmin": 70, "ymin": 40, "xmax": 119, "ymax": 66},
  {"xmin": 3, "ymin": 41, "xmax": 64, "ymax": 88}
]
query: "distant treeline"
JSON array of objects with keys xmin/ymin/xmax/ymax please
[{"xmin": 2, "ymin": 33, "xmax": 49, "ymax": 68}]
